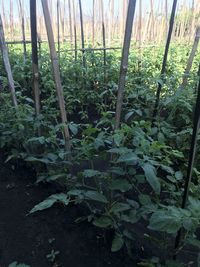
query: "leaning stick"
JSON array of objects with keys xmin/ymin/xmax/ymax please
[
  {"xmin": 115, "ymin": 0, "xmax": 136, "ymax": 129},
  {"xmin": 41, "ymin": 0, "xmax": 71, "ymax": 152},
  {"xmin": 0, "ymin": 13, "xmax": 18, "ymax": 108},
  {"xmin": 181, "ymin": 27, "xmax": 200, "ymax": 88}
]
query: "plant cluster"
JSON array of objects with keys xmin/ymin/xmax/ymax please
[{"xmin": 1, "ymin": 43, "xmax": 200, "ymax": 266}]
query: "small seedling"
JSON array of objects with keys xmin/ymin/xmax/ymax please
[{"xmin": 46, "ymin": 249, "xmax": 60, "ymax": 263}]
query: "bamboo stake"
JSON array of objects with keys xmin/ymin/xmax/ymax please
[
  {"xmin": 1, "ymin": 0, "xmax": 6, "ymax": 33},
  {"xmin": 0, "ymin": 13, "xmax": 18, "ymax": 108},
  {"xmin": 92, "ymin": 0, "xmax": 95, "ymax": 46},
  {"xmin": 41, "ymin": 0, "xmax": 71, "ymax": 152},
  {"xmin": 108, "ymin": 0, "xmax": 114, "ymax": 46},
  {"xmin": 68, "ymin": 0, "xmax": 73, "ymax": 46},
  {"xmin": 18, "ymin": 0, "xmax": 27, "ymax": 62},
  {"xmin": 72, "ymin": 0, "xmax": 77, "ymax": 61},
  {"xmin": 181, "ymin": 27, "xmax": 200, "ymax": 88},
  {"xmin": 164, "ymin": 0, "xmax": 170, "ymax": 38},
  {"xmin": 30, "ymin": 0, "xmax": 40, "ymax": 120},
  {"xmin": 57, "ymin": 0, "xmax": 60, "ymax": 58},
  {"xmin": 100, "ymin": 0, "xmax": 106, "ymax": 83},
  {"xmin": 138, "ymin": 0, "xmax": 142, "ymax": 61},
  {"xmin": 78, "ymin": 0, "xmax": 86, "ymax": 68},
  {"xmin": 174, "ymin": 65, "xmax": 200, "ymax": 257},
  {"xmin": 10, "ymin": 0, "xmax": 14, "ymax": 41},
  {"xmin": 115, "ymin": 0, "xmax": 136, "ymax": 130},
  {"xmin": 152, "ymin": 0, "xmax": 178, "ymax": 124}
]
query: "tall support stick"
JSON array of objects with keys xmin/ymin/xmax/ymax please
[
  {"xmin": 152, "ymin": 0, "xmax": 177, "ymax": 123},
  {"xmin": 0, "ymin": 14, "xmax": 17, "ymax": 108},
  {"xmin": 68, "ymin": 0, "xmax": 73, "ymax": 46},
  {"xmin": 72, "ymin": 0, "xmax": 77, "ymax": 61},
  {"xmin": 150, "ymin": 0, "xmax": 155, "ymax": 41},
  {"xmin": 10, "ymin": 0, "xmax": 14, "ymax": 41},
  {"xmin": 165, "ymin": 0, "xmax": 168, "ymax": 37},
  {"xmin": 115, "ymin": 0, "xmax": 136, "ymax": 130},
  {"xmin": 181, "ymin": 27, "xmax": 200, "ymax": 88},
  {"xmin": 138, "ymin": 0, "xmax": 142, "ymax": 61},
  {"xmin": 78, "ymin": 0, "xmax": 86, "ymax": 68},
  {"xmin": 41, "ymin": 0, "xmax": 71, "ymax": 152},
  {"xmin": 108, "ymin": 0, "xmax": 114, "ymax": 47},
  {"xmin": 100, "ymin": 0, "xmax": 106, "ymax": 83},
  {"xmin": 57, "ymin": 0, "xmax": 60, "ymax": 58},
  {"xmin": 174, "ymin": 66, "xmax": 200, "ymax": 256},
  {"xmin": 30, "ymin": 0, "xmax": 40, "ymax": 119},
  {"xmin": 19, "ymin": 0, "xmax": 27, "ymax": 62},
  {"xmin": 92, "ymin": 0, "xmax": 95, "ymax": 46}
]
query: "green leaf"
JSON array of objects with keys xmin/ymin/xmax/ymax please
[
  {"xmin": 110, "ymin": 179, "xmax": 132, "ymax": 192},
  {"xmin": 83, "ymin": 169, "xmax": 102, "ymax": 178},
  {"xmin": 111, "ymin": 233, "xmax": 124, "ymax": 252},
  {"xmin": 175, "ymin": 171, "xmax": 183, "ymax": 180},
  {"xmin": 148, "ymin": 208, "xmax": 185, "ymax": 234},
  {"xmin": 142, "ymin": 163, "xmax": 160, "ymax": 194},
  {"xmin": 84, "ymin": 190, "xmax": 108, "ymax": 203},
  {"xmin": 93, "ymin": 216, "xmax": 112, "ymax": 228},
  {"xmin": 25, "ymin": 156, "xmax": 50, "ymax": 164},
  {"xmin": 30, "ymin": 193, "xmax": 69, "ymax": 213},
  {"xmin": 110, "ymin": 202, "xmax": 131, "ymax": 214},
  {"xmin": 139, "ymin": 194, "xmax": 151, "ymax": 205},
  {"xmin": 113, "ymin": 132, "xmax": 124, "ymax": 147},
  {"xmin": 125, "ymin": 111, "xmax": 134, "ymax": 121},
  {"xmin": 69, "ymin": 123, "xmax": 78, "ymax": 135},
  {"xmin": 117, "ymin": 152, "xmax": 138, "ymax": 164}
]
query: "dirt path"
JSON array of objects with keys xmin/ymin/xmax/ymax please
[{"xmin": 0, "ymin": 156, "xmax": 134, "ymax": 267}]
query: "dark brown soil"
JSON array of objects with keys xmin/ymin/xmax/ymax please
[{"xmin": 0, "ymin": 155, "xmax": 136, "ymax": 267}]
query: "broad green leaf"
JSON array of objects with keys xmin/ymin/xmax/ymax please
[
  {"xmin": 25, "ymin": 156, "xmax": 50, "ymax": 164},
  {"xmin": 111, "ymin": 233, "xmax": 124, "ymax": 252},
  {"xmin": 110, "ymin": 179, "xmax": 132, "ymax": 192},
  {"xmin": 125, "ymin": 111, "xmax": 134, "ymax": 121},
  {"xmin": 175, "ymin": 171, "xmax": 183, "ymax": 180},
  {"xmin": 110, "ymin": 202, "xmax": 131, "ymax": 214},
  {"xmin": 30, "ymin": 193, "xmax": 69, "ymax": 213},
  {"xmin": 93, "ymin": 216, "xmax": 112, "ymax": 228},
  {"xmin": 84, "ymin": 190, "xmax": 108, "ymax": 203},
  {"xmin": 148, "ymin": 208, "xmax": 184, "ymax": 234},
  {"xmin": 69, "ymin": 123, "xmax": 78, "ymax": 135},
  {"xmin": 142, "ymin": 163, "xmax": 160, "ymax": 194},
  {"xmin": 83, "ymin": 169, "xmax": 102, "ymax": 178},
  {"xmin": 117, "ymin": 152, "xmax": 138, "ymax": 164},
  {"xmin": 113, "ymin": 133, "xmax": 124, "ymax": 146},
  {"xmin": 108, "ymin": 167, "xmax": 125, "ymax": 175}
]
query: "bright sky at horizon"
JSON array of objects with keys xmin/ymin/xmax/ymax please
[{"xmin": 0, "ymin": 0, "xmax": 194, "ymax": 20}]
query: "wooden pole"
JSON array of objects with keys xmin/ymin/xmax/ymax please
[
  {"xmin": 92, "ymin": 0, "xmax": 95, "ymax": 46},
  {"xmin": 41, "ymin": 0, "xmax": 71, "ymax": 152},
  {"xmin": 30, "ymin": 0, "xmax": 41, "ymax": 120},
  {"xmin": 115, "ymin": 0, "xmax": 136, "ymax": 130},
  {"xmin": 78, "ymin": 0, "xmax": 86, "ymax": 68},
  {"xmin": 181, "ymin": 27, "xmax": 200, "ymax": 88},
  {"xmin": 68, "ymin": 0, "xmax": 73, "ymax": 46},
  {"xmin": 101, "ymin": 0, "xmax": 106, "ymax": 83},
  {"xmin": 152, "ymin": 0, "xmax": 178, "ymax": 123},
  {"xmin": 18, "ymin": 0, "xmax": 27, "ymax": 62},
  {"xmin": 108, "ymin": 0, "xmax": 114, "ymax": 47},
  {"xmin": 0, "ymin": 13, "xmax": 18, "ymax": 108},
  {"xmin": 57, "ymin": 0, "xmax": 60, "ymax": 58},
  {"xmin": 10, "ymin": 0, "xmax": 14, "ymax": 41},
  {"xmin": 72, "ymin": 0, "xmax": 77, "ymax": 61}
]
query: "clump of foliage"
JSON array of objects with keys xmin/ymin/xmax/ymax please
[{"xmin": 1, "ymin": 43, "xmax": 200, "ymax": 266}]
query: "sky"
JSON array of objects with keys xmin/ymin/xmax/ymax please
[{"xmin": 0, "ymin": 0, "xmax": 194, "ymax": 20}]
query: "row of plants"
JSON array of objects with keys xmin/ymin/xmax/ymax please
[{"xmin": 0, "ymin": 43, "xmax": 200, "ymax": 266}]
